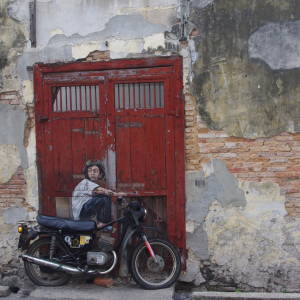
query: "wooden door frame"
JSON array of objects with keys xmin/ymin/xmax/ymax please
[{"xmin": 34, "ymin": 56, "xmax": 186, "ymax": 260}]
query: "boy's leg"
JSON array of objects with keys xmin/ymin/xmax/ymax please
[{"xmin": 79, "ymin": 195, "xmax": 111, "ymax": 223}]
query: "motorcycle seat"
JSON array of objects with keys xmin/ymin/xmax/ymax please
[{"xmin": 37, "ymin": 215, "xmax": 96, "ymax": 232}]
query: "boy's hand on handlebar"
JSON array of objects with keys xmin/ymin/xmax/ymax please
[{"xmin": 116, "ymin": 192, "xmax": 126, "ymax": 197}]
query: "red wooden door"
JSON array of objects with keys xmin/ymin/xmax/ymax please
[{"xmin": 34, "ymin": 57, "xmax": 185, "ymax": 262}]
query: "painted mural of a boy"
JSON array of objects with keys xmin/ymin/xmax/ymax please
[{"xmin": 72, "ymin": 159, "xmax": 124, "ymax": 227}]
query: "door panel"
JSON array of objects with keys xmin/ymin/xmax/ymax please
[{"xmin": 115, "ymin": 115, "xmax": 166, "ymax": 191}]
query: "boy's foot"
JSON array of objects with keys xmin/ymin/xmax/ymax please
[{"xmin": 96, "ymin": 222, "xmax": 106, "ymax": 228}]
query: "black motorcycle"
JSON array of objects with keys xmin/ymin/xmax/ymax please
[{"xmin": 17, "ymin": 197, "xmax": 181, "ymax": 290}]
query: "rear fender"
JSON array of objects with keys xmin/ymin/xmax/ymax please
[{"xmin": 19, "ymin": 229, "xmax": 39, "ymax": 251}]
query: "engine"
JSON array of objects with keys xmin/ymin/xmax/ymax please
[
  {"xmin": 87, "ymin": 234, "xmax": 115, "ymax": 266},
  {"xmin": 87, "ymin": 251, "xmax": 111, "ymax": 266}
]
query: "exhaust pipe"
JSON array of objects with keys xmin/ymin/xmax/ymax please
[{"xmin": 20, "ymin": 251, "xmax": 117, "ymax": 275}]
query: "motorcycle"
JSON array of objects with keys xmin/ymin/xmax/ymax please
[{"xmin": 17, "ymin": 197, "xmax": 181, "ymax": 290}]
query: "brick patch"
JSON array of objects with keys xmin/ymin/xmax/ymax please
[
  {"xmin": 85, "ymin": 50, "xmax": 110, "ymax": 61},
  {"xmin": 0, "ymin": 167, "xmax": 27, "ymax": 214},
  {"xmin": 0, "ymin": 91, "xmax": 24, "ymax": 106},
  {"xmin": 185, "ymin": 94, "xmax": 300, "ymax": 216}
]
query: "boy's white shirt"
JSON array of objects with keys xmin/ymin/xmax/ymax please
[{"xmin": 72, "ymin": 179, "xmax": 99, "ymax": 220}]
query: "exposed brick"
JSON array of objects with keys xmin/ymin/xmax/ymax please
[
  {"xmin": 210, "ymin": 148, "xmax": 229, "ymax": 153},
  {"xmin": 270, "ymin": 147, "xmax": 291, "ymax": 152},
  {"xmin": 274, "ymin": 136, "xmax": 293, "ymax": 141},
  {"xmin": 185, "ymin": 110, "xmax": 196, "ymax": 116},
  {"xmin": 229, "ymin": 147, "xmax": 249, "ymax": 152},
  {"xmin": 286, "ymin": 188, "xmax": 299, "ymax": 193},
  {"xmin": 225, "ymin": 137, "xmax": 246, "ymax": 142},
  {"xmin": 244, "ymin": 142, "xmax": 264, "ymax": 147},
  {"xmin": 186, "ymin": 122, "xmax": 194, "ymax": 127},
  {"xmin": 264, "ymin": 141, "xmax": 279, "ymax": 146},
  {"xmin": 228, "ymin": 167, "xmax": 249, "ymax": 173},
  {"xmin": 185, "ymin": 117, "xmax": 194, "ymax": 122},
  {"xmin": 9, "ymin": 180, "xmax": 26, "ymax": 185},
  {"xmin": 248, "ymin": 157, "xmax": 270, "ymax": 162},
  {"xmin": 277, "ymin": 152, "xmax": 295, "ymax": 157},
  {"xmin": 274, "ymin": 172, "xmax": 296, "ymax": 178},
  {"xmin": 267, "ymin": 167, "xmax": 287, "ymax": 172},
  {"xmin": 249, "ymin": 146, "xmax": 270, "ymax": 152}
]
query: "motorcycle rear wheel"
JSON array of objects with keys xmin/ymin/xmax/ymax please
[
  {"xmin": 129, "ymin": 237, "xmax": 181, "ymax": 290},
  {"xmin": 24, "ymin": 237, "xmax": 72, "ymax": 286}
]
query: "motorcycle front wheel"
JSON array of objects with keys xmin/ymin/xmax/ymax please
[
  {"xmin": 129, "ymin": 237, "xmax": 181, "ymax": 290},
  {"xmin": 24, "ymin": 237, "xmax": 72, "ymax": 286}
]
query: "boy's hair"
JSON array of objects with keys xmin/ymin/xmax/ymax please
[{"xmin": 83, "ymin": 159, "xmax": 106, "ymax": 180}]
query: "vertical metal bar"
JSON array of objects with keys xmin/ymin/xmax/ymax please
[
  {"xmin": 79, "ymin": 86, "xmax": 82, "ymax": 111},
  {"xmin": 85, "ymin": 86, "xmax": 88, "ymax": 110},
  {"xmin": 59, "ymin": 87, "xmax": 62, "ymax": 111},
  {"xmin": 29, "ymin": 0, "xmax": 36, "ymax": 47},
  {"xmin": 143, "ymin": 84, "xmax": 146, "ymax": 108},
  {"xmin": 118, "ymin": 84, "xmax": 120, "ymax": 109},
  {"xmin": 69, "ymin": 86, "xmax": 72, "ymax": 111},
  {"xmin": 133, "ymin": 84, "xmax": 136, "ymax": 109},
  {"xmin": 89, "ymin": 86, "xmax": 92, "ymax": 110},
  {"xmin": 154, "ymin": 83, "xmax": 157, "ymax": 108},
  {"xmin": 123, "ymin": 84, "xmax": 125, "ymax": 109}
]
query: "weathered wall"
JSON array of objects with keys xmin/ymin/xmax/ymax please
[
  {"xmin": 180, "ymin": 0, "xmax": 300, "ymax": 292},
  {"xmin": 2, "ymin": 0, "xmax": 300, "ymax": 293},
  {"xmin": 188, "ymin": 0, "xmax": 300, "ymax": 138}
]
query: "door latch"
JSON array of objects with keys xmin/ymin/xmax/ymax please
[{"xmin": 38, "ymin": 116, "xmax": 48, "ymax": 122}]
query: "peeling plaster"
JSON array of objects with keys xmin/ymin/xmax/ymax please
[
  {"xmin": 185, "ymin": 158, "xmax": 300, "ymax": 291},
  {"xmin": 191, "ymin": 0, "xmax": 214, "ymax": 10},
  {"xmin": 202, "ymin": 179, "xmax": 300, "ymax": 292},
  {"xmin": 0, "ymin": 144, "xmax": 21, "ymax": 184},
  {"xmin": 0, "ymin": 103, "xmax": 28, "ymax": 168},
  {"xmin": 22, "ymin": 80, "xmax": 33, "ymax": 104},
  {"xmin": 185, "ymin": 159, "xmax": 246, "ymax": 263},
  {"xmin": 2, "ymin": 206, "xmax": 28, "ymax": 224},
  {"xmin": 24, "ymin": 128, "xmax": 38, "ymax": 216},
  {"xmin": 143, "ymin": 33, "xmax": 165, "ymax": 51},
  {"xmin": 50, "ymin": 28, "xmax": 64, "ymax": 38},
  {"xmin": 249, "ymin": 21, "xmax": 300, "ymax": 70},
  {"xmin": 17, "ymin": 14, "xmax": 169, "ymax": 80}
]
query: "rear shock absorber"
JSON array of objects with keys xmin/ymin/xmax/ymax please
[{"xmin": 49, "ymin": 236, "xmax": 57, "ymax": 260}]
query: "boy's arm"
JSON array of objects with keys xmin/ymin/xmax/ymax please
[{"xmin": 93, "ymin": 186, "xmax": 125, "ymax": 197}]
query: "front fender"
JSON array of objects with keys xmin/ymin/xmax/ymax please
[{"xmin": 18, "ymin": 229, "xmax": 39, "ymax": 251}]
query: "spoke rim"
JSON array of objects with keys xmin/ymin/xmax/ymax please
[{"xmin": 134, "ymin": 242, "xmax": 177, "ymax": 286}]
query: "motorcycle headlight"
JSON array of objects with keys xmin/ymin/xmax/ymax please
[{"xmin": 138, "ymin": 206, "xmax": 147, "ymax": 222}]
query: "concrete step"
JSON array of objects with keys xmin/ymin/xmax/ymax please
[{"xmin": 174, "ymin": 291, "xmax": 300, "ymax": 300}]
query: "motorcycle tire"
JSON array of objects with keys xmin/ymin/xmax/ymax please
[
  {"xmin": 129, "ymin": 237, "xmax": 181, "ymax": 290},
  {"xmin": 24, "ymin": 237, "xmax": 72, "ymax": 286}
]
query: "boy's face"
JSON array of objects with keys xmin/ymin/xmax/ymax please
[{"xmin": 87, "ymin": 165, "xmax": 102, "ymax": 182}]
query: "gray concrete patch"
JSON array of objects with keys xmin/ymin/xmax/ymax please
[
  {"xmin": 191, "ymin": 0, "xmax": 214, "ymax": 10},
  {"xmin": 248, "ymin": 20, "xmax": 300, "ymax": 70},
  {"xmin": 0, "ymin": 103, "xmax": 28, "ymax": 168},
  {"xmin": 2, "ymin": 206, "xmax": 28, "ymax": 224}
]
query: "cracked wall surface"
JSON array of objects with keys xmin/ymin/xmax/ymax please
[
  {"xmin": 188, "ymin": 0, "xmax": 300, "ymax": 138},
  {"xmin": 182, "ymin": 159, "xmax": 300, "ymax": 292}
]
